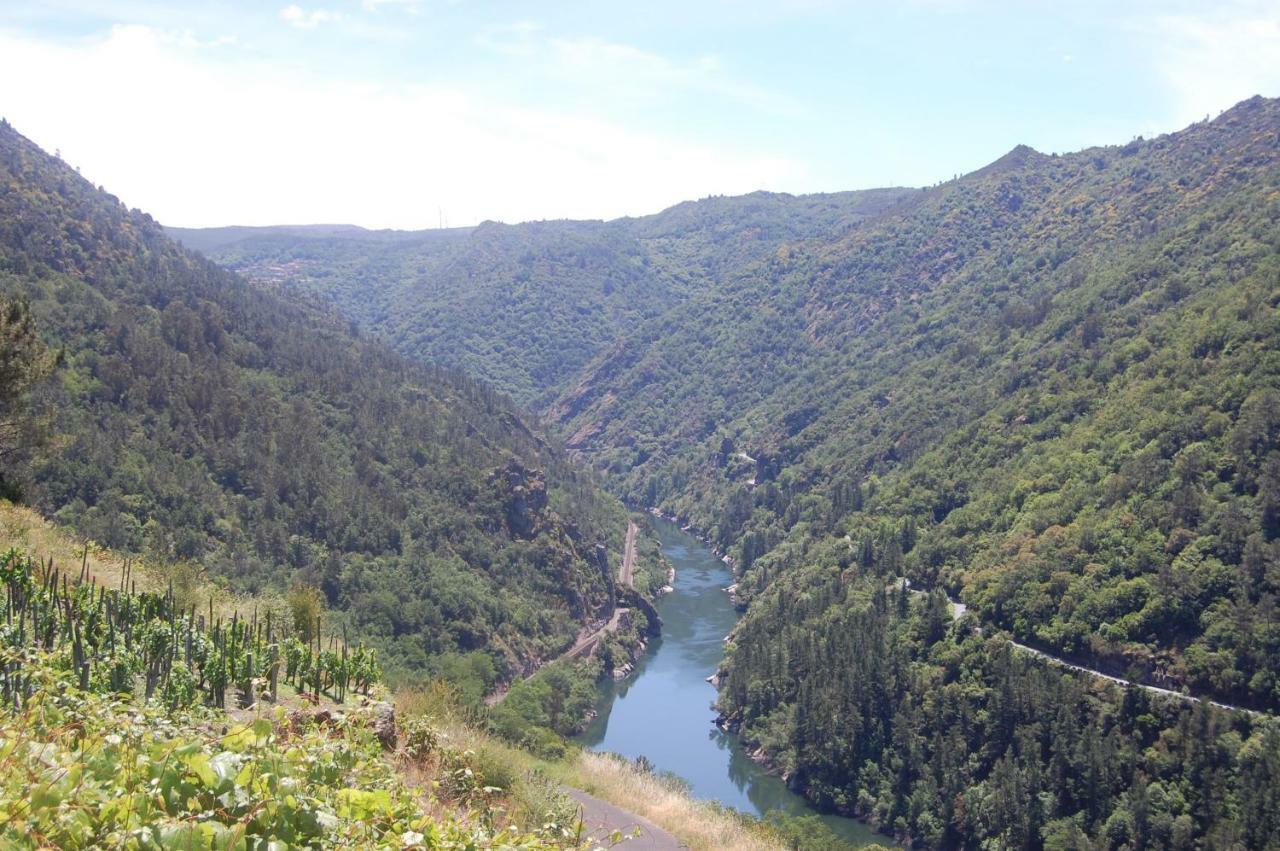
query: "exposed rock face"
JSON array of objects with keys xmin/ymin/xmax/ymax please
[
  {"xmin": 618, "ymin": 586, "xmax": 662, "ymax": 636},
  {"xmin": 497, "ymin": 462, "xmax": 548, "ymax": 538}
]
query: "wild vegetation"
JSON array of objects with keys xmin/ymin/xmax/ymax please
[
  {"xmin": 548, "ymin": 98, "xmax": 1280, "ymax": 706},
  {"xmin": 0, "ymin": 296, "xmax": 55, "ymax": 499},
  {"xmin": 0, "ymin": 117, "xmax": 643, "ymax": 693},
  {"xmin": 169, "ymin": 97, "xmax": 1280, "ymax": 846},
  {"xmin": 721, "ymin": 574, "xmax": 1280, "ymax": 847},
  {"xmin": 0, "ymin": 497, "xmax": 835, "ymax": 850},
  {"xmin": 10, "ymin": 75, "xmax": 1280, "ymax": 848},
  {"xmin": 0, "ymin": 514, "xmax": 582, "ymax": 848},
  {"xmin": 171, "ymin": 189, "xmax": 910, "ymax": 407},
  {"xmin": 558, "ymin": 97, "xmax": 1280, "ymax": 845}
]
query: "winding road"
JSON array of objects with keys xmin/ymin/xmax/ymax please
[
  {"xmin": 889, "ymin": 577, "xmax": 1266, "ymax": 717},
  {"xmin": 1006, "ymin": 640, "xmax": 1263, "ymax": 716},
  {"xmin": 487, "ymin": 521, "xmax": 643, "ymax": 702}
]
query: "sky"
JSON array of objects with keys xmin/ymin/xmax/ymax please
[{"xmin": 0, "ymin": 1, "xmax": 1277, "ymax": 229}]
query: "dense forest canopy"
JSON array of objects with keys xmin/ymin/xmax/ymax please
[
  {"xmin": 0, "ymin": 117, "xmax": 633, "ymax": 688},
  {"xmin": 555, "ymin": 96, "xmax": 1280, "ymax": 712},
  {"xmin": 170, "ymin": 188, "xmax": 911, "ymax": 407},
  {"xmin": 18, "ymin": 87, "xmax": 1280, "ymax": 849},
  {"xmin": 0, "ymin": 294, "xmax": 55, "ymax": 498}
]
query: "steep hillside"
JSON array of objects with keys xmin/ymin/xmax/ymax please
[
  {"xmin": 0, "ymin": 520, "xmax": 585, "ymax": 849},
  {"xmin": 557, "ymin": 96, "xmax": 1280, "ymax": 708},
  {"xmin": 541, "ymin": 97, "xmax": 1280, "ymax": 846},
  {"xmin": 0, "ymin": 118, "xmax": 633, "ymax": 689},
  {"xmin": 0, "ymin": 500, "xmax": 827, "ymax": 851},
  {"xmin": 170, "ymin": 188, "xmax": 910, "ymax": 406},
  {"xmin": 157, "ymin": 97, "xmax": 1280, "ymax": 847}
]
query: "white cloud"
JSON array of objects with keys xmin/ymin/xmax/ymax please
[
  {"xmin": 1151, "ymin": 3, "xmax": 1280, "ymax": 125},
  {"xmin": 477, "ymin": 26, "xmax": 805, "ymax": 118},
  {"xmin": 280, "ymin": 5, "xmax": 341, "ymax": 29},
  {"xmin": 0, "ymin": 24, "xmax": 801, "ymax": 229},
  {"xmin": 474, "ymin": 20, "xmax": 543, "ymax": 56},
  {"xmin": 360, "ymin": 0, "xmax": 422, "ymax": 11}
]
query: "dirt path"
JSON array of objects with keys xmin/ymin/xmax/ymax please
[{"xmin": 564, "ymin": 787, "xmax": 684, "ymax": 850}]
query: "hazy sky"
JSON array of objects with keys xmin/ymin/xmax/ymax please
[{"xmin": 1, "ymin": 1, "xmax": 1277, "ymax": 229}]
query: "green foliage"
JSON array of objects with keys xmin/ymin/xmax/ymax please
[
  {"xmin": 0, "ymin": 120, "xmax": 633, "ymax": 687},
  {"xmin": 488, "ymin": 658, "xmax": 603, "ymax": 758},
  {"xmin": 0, "ymin": 548, "xmax": 371, "ymax": 709},
  {"xmin": 551, "ymin": 99, "xmax": 1280, "ymax": 705},
  {"xmin": 0, "ymin": 295, "xmax": 55, "ymax": 499},
  {"xmin": 173, "ymin": 190, "xmax": 910, "ymax": 407},
  {"xmin": 0, "ymin": 661, "xmax": 568, "ymax": 849},
  {"xmin": 763, "ymin": 811, "xmax": 868, "ymax": 851},
  {"xmin": 721, "ymin": 580, "xmax": 1280, "ymax": 848},
  {"xmin": 287, "ymin": 583, "xmax": 325, "ymax": 643},
  {"xmin": 677, "ymin": 100, "xmax": 1280, "ymax": 844},
  {"xmin": 208, "ymin": 95, "xmax": 1280, "ymax": 846}
]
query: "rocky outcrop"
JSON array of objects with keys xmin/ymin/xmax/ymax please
[
  {"xmin": 496, "ymin": 462, "xmax": 548, "ymax": 538},
  {"xmin": 371, "ymin": 701, "xmax": 397, "ymax": 750},
  {"xmin": 618, "ymin": 586, "xmax": 661, "ymax": 636}
]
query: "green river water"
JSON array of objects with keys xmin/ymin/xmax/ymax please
[{"xmin": 577, "ymin": 518, "xmax": 890, "ymax": 848}]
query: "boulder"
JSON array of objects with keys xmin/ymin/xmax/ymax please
[{"xmin": 371, "ymin": 701, "xmax": 397, "ymax": 750}]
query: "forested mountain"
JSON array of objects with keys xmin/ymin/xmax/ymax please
[
  {"xmin": 168, "ymin": 97, "xmax": 1280, "ymax": 847},
  {"xmin": 551, "ymin": 97, "xmax": 1280, "ymax": 845},
  {"xmin": 170, "ymin": 188, "xmax": 910, "ymax": 406},
  {"xmin": 0, "ymin": 118, "xmax": 632, "ymax": 688},
  {"xmin": 558, "ymin": 96, "xmax": 1280, "ymax": 708}
]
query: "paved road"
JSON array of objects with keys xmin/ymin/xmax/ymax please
[
  {"xmin": 618, "ymin": 521, "xmax": 639, "ymax": 590},
  {"xmin": 1006, "ymin": 640, "xmax": 1262, "ymax": 716},
  {"xmin": 888, "ymin": 576, "xmax": 1266, "ymax": 717},
  {"xmin": 564, "ymin": 787, "xmax": 684, "ymax": 850}
]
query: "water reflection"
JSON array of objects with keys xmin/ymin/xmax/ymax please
[{"xmin": 576, "ymin": 518, "xmax": 890, "ymax": 848}]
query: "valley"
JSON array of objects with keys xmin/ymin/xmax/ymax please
[
  {"xmin": 2, "ymin": 78, "xmax": 1279, "ymax": 849},
  {"xmin": 169, "ymin": 96, "xmax": 1280, "ymax": 849},
  {"xmin": 578, "ymin": 518, "xmax": 891, "ymax": 847}
]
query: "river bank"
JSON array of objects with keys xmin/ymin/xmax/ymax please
[{"xmin": 578, "ymin": 518, "xmax": 894, "ymax": 848}]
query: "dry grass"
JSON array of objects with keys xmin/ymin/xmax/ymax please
[
  {"xmin": 396, "ymin": 685, "xmax": 785, "ymax": 849},
  {"xmin": 2, "ymin": 506, "xmax": 785, "ymax": 851},
  {"xmin": 0, "ymin": 499, "xmax": 287, "ymax": 625},
  {"xmin": 558, "ymin": 750, "xmax": 785, "ymax": 851}
]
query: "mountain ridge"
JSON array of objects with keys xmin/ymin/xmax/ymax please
[{"xmin": 170, "ymin": 185, "xmax": 916, "ymax": 406}]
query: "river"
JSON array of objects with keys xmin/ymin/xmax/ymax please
[{"xmin": 577, "ymin": 518, "xmax": 889, "ymax": 848}]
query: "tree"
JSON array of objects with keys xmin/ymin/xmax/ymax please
[
  {"xmin": 287, "ymin": 583, "xmax": 326, "ymax": 643},
  {"xmin": 0, "ymin": 297, "xmax": 55, "ymax": 499}
]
